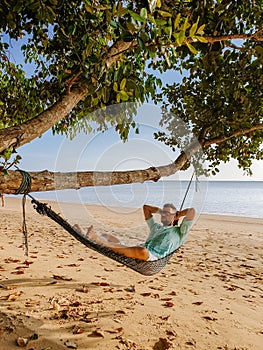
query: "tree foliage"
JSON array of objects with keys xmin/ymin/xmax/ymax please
[
  {"xmin": 0, "ymin": 0, "xmax": 205, "ymax": 136},
  {"xmin": 154, "ymin": 0, "xmax": 263, "ymax": 175},
  {"xmin": 0, "ymin": 0, "xmax": 262, "ymax": 191}
]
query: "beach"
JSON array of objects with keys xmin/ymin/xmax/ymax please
[{"xmin": 0, "ymin": 197, "xmax": 262, "ymax": 350}]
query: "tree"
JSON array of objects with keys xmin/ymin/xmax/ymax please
[
  {"xmin": 0, "ymin": 0, "xmax": 262, "ymax": 194},
  {"xmin": 154, "ymin": 1, "xmax": 263, "ymax": 176}
]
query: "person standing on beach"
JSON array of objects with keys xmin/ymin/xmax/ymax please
[
  {"xmin": 74, "ymin": 203, "xmax": 195, "ymax": 261},
  {"xmin": 0, "ymin": 194, "xmax": 4, "ymax": 207}
]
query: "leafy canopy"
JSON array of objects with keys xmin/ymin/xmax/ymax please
[
  {"xmin": 0, "ymin": 0, "xmax": 262, "ymax": 175},
  {"xmin": 0, "ymin": 0, "xmax": 205, "ymax": 136},
  {"xmin": 153, "ymin": 0, "xmax": 263, "ymax": 175}
]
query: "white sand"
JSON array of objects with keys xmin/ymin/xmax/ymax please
[{"xmin": 0, "ymin": 197, "xmax": 262, "ymax": 350}]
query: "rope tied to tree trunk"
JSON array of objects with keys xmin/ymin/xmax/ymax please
[
  {"xmin": 15, "ymin": 169, "xmax": 32, "ymax": 195},
  {"xmin": 15, "ymin": 168, "xmax": 32, "ymax": 256}
]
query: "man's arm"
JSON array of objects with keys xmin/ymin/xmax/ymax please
[
  {"xmin": 143, "ymin": 204, "xmax": 161, "ymax": 220},
  {"xmin": 176, "ymin": 208, "xmax": 195, "ymax": 221}
]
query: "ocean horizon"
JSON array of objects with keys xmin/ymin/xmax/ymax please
[{"xmin": 22, "ymin": 180, "xmax": 263, "ymax": 219}]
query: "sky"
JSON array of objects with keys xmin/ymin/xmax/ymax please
[{"xmin": 17, "ymin": 103, "xmax": 263, "ymax": 182}]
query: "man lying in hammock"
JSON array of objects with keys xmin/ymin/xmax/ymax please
[{"xmin": 74, "ymin": 204, "xmax": 195, "ymax": 261}]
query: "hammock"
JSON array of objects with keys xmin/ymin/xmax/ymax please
[
  {"xmin": 15, "ymin": 169, "xmax": 195, "ymax": 276},
  {"xmin": 31, "ymin": 198, "xmax": 176, "ymax": 276}
]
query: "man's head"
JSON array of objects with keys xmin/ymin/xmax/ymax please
[{"xmin": 161, "ymin": 203, "xmax": 177, "ymax": 226}]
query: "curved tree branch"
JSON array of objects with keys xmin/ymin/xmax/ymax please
[
  {"xmin": 203, "ymin": 31, "xmax": 263, "ymax": 43},
  {"xmin": 0, "ymin": 81, "xmax": 88, "ymax": 154},
  {"xmin": 163, "ymin": 30, "xmax": 263, "ymax": 50},
  {"xmin": 0, "ymin": 140, "xmax": 202, "ymax": 194},
  {"xmin": 0, "ymin": 41, "xmax": 137, "ymax": 155},
  {"xmin": 203, "ymin": 124, "xmax": 263, "ymax": 147}
]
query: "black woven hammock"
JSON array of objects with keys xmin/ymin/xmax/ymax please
[
  {"xmin": 31, "ymin": 198, "xmax": 177, "ymax": 276},
  {"xmin": 15, "ymin": 169, "xmax": 195, "ymax": 276}
]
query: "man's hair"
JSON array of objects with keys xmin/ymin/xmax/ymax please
[
  {"xmin": 163, "ymin": 203, "xmax": 176, "ymax": 211},
  {"xmin": 163, "ymin": 203, "xmax": 178, "ymax": 226}
]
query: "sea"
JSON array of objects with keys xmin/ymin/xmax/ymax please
[{"xmin": 29, "ymin": 180, "xmax": 263, "ymax": 219}]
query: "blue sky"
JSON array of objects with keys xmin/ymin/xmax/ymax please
[{"xmin": 17, "ymin": 103, "xmax": 262, "ymax": 181}]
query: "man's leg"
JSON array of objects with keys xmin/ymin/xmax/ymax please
[
  {"xmin": 100, "ymin": 233, "xmax": 122, "ymax": 244},
  {"xmin": 87, "ymin": 225, "xmax": 149, "ymax": 261},
  {"xmin": 87, "ymin": 225, "xmax": 123, "ymax": 246},
  {"xmin": 73, "ymin": 225, "xmax": 121, "ymax": 243}
]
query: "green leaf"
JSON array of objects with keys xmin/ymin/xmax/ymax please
[
  {"xmin": 138, "ymin": 37, "xmax": 145, "ymax": 50},
  {"xmin": 92, "ymin": 97, "xmax": 98, "ymax": 105},
  {"xmin": 165, "ymin": 25, "xmax": 172, "ymax": 39},
  {"xmin": 119, "ymin": 90, "xmax": 129, "ymax": 101},
  {"xmin": 113, "ymin": 82, "xmax": 119, "ymax": 92},
  {"xmin": 1, "ymin": 147, "xmax": 14, "ymax": 161},
  {"xmin": 155, "ymin": 19, "xmax": 167, "ymax": 26},
  {"xmin": 85, "ymin": 4, "xmax": 94, "ymax": 14},
  {"xmin": 189, "ymin": 22, "xmax": 198, "ymax": 38},
  {"xmin": 68, "ymin": 24, "xmax": 76, "ymax": 35},
  {"xmin": 182, "ymin": 17, "xmax": 190, "ymax": 31},
  {"xmin": 196, "ymin": 24, "xmax": 206, "ymax": 35},
  {"xmin": 157, "ymin": 10, "xmax": 172, "ymax": 18},
  {"xmin": 120, "ymin": 78, "xmax": 126, "ymax": 90},
  {"xmin": 176, "ymin": 30, "xmax": 186, "ymax": 46},
  {"xmin": 129, "ymin": 11, "xmax": 145, "ymax": 22},
  {"xmin": 174, "ymin": 13, "xmax": 181, "ymax": 30},
  {"xmin": 194, "ymin": 35, "xmax": 208, "ymax": 43},
  {"xmin": 186, "ymin": 42, "xmax": 198, "ymax": 54},
  {"xmin": 110, "ymin": 20, "xmax": 118, "ymax": 29},
  {"xmin": 101, "ymin": 87, "xmax": 110, "ymax": 104},
  {"xmin": 148, "ymin": 48, "xmax": 157, "ymax": 58},
  {"xmin": 140, "ymin": 8, "xmax": 147, "ymax": 20}
]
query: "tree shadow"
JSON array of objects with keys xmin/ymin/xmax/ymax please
[
  {"xmin": 0, "ymin": 310, "xmax": 68, "ymax": 349},
  {"xmin": 0, "ymin": 276, "xmax": 129, "ymax": 349}
]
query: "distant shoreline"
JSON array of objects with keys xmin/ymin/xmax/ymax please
[{"xmin": 3, "ymin": 196, "xmax": 263, "ymax": 222}]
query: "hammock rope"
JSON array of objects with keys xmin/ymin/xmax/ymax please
[
  {"xmin": 179, "ymin": 172, "xmax": 195, "ymax": 211},
  {"xmin": 14, "ymin": 169, "xmax": 195, "ymax": 275},
  {"xmin": 15, "ymin": 168, "xmax": 32, "ymax": 256}
]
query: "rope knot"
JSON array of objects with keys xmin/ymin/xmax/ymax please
[{"xmin": 15, "ymin": 169, "xmax": 32, "ymax": 194}]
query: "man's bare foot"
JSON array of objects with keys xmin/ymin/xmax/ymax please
[
  {"xmin": 85, "ymin": 225, "xmax": 95, "ymax": 239},
  {"xmin": 73, "ymin": 224, "xmax": 85, "ymax": 235}
]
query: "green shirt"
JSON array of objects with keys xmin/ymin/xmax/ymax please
[{"xmin": 141, "ymin": 217, "xmax": 193, "ymax": 259}]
